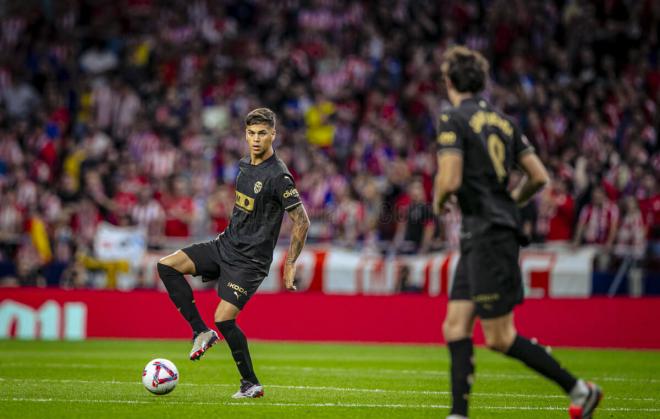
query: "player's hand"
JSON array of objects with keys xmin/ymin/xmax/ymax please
[
  {"xmin": 433, "ymin": 195, "xmax": 456, "ymax": 216},
  {"xmin": 283, "ymin": 261, "xmax": 297, "ymax": 291},
  {"xmin": 432, "ymin": 195, "xmax": 444, "ymax": 216}
]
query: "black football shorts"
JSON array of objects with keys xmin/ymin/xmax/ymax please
[
  {"xmin": 450, "ymin": 226, "xmax": 524, "ymax": 319},
  {"xmin": 181, "ymin": 239, "xmax": 265, "ymax": 310}
]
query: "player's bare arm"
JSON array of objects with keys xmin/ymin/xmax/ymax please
[
  {"xmin": 284, "ymin": 203, "xmax": 310, "ymax": 290},
  {"xmin": 433, "ymin": 151, "xmax": 463, "ymax": 215},
  {"xmin": 510, "ymin": 152, "xmax": 550, "ymax": 207}
]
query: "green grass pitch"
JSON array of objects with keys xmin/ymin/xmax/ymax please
[{"xmin": 0, "ymin": 340, "xmax": 659, "ymax": 418}]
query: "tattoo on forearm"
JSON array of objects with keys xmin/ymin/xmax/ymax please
[{"xmin": 287, "ymin": 204, "xmax": 310, "ymax": 264}]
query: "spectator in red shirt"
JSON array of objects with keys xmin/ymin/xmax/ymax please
[
  {"xmin": 112, "ymin": 181, "xmax": 138, "ymax": 221},
  {"xmin": 540, "ymin": 178, "xmax": 575, "ymax": 242},
  {"xmin": 573, "ymin": 186, "xmax": 620, "ymax": 248},
  {"xmin": 161, "ymin": 176, "xmax": 195, "ymax": 238}
]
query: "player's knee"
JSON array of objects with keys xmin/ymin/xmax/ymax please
[
  {"xmin": 443, "ymin": 317, "xmax": 469, "ymax": 341},
  {"xmin": 156, "ymin": 258, "xmax": 174, "ymax": 270},
  {"xmin": 214, "ymin": 305, "xmax": 238, "ymax": 323},
  {"xmin": 215, "ymin": 302, "xmax": 240, "ymax": 327},
  {"xmin": 160, "ymin": 249, "xmax": 187, "ymax": 266},
  {"xmin": 158, "ymin": 254, "xmax": 176, "ymax": 268},
  {"xmin": 485, "ymin": 337, "xmax": 508, "ymax": 353},
  {"xmin": 158, "ymin": 251, "xmax": 192, "ymax": 274},
  {"xmin": 214, "ymin": 311, "xmax": 230, "ymax": 323},
  {"xmin": 442, "ymin": 319, "xmax": 455, "ymax": 340},
  {"xmin": 484, "ymin": 331, "xmax": 515, "ymax": 353}
]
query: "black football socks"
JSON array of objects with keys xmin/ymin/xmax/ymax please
[
  {"xmin": 157, "ymin": 263, "xmax": 207, "ymax": 334},
  {"xmin": 505, "ymin": 334, "xmax": 577, "ymax": 393},
  {"xmin": 448, "ymin": 338, "xmax": 474, "ymax": 416},
  {"xmin": 216, "ymin": 320, "xmax": 259, "ymax": 384}
]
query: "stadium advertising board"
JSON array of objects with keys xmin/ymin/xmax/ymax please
[{"xmin": 1, "ymin": 289, "xmax": 659, "ymax": 348}]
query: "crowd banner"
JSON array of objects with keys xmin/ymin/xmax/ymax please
[
  {"xmin": 1, "ymin": 288, "xmax": 658, "ymax": 348},
  {"xmin": 93, "ymin": 223, "xmax": 147, "ymax": 288},
  {"xmin": 94, "ymin": 223, "xmax": 147, "ymax": 267}
]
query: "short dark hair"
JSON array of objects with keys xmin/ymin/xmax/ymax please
[
  {"xmin": 441, "ymin": 46, "xmax": 489, "ymax": 94},
  {"xmin": 245, "ymin": 108, "xmax": 276, "ymax": 128}
]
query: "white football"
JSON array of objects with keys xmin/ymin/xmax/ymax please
[{"xmin": 142, "ymin": 358, "xmax": 179, "ymax": 395}]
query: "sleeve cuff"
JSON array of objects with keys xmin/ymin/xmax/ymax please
[
  {"xmin": 285, "ymin": 202, "xmax": 303, "ymax": 211},
  {"xmin": 437, "ymin": 148, "xmax": 463, "ymax": 155}
]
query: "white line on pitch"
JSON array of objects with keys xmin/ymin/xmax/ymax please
[
  {"xmin": 270, "ymin": 385, "xmax": 655, "ymax": 403},
  {"xmin": 260, "ymin": 365, "xmax": 660, "ymax": 384},
  {"xmin": 0, "ymin": 377, "xmax": 657, "ymax": 403},
  {"xmin": 1, "ymin": 397, "xmax": 660, "ymax": 412}
]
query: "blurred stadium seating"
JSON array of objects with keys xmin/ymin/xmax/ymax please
[{"xmin": 0, "ymin": 0, "xmax": 658, "ymax": 296}]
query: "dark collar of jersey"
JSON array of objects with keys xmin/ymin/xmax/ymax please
[{"xmin": 240, "ymin": 152, "xmax": 277, "ymax": 168}]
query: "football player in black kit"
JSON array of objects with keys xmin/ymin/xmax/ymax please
[
  {"xmin": 433, "ymin": 46, "xmax": 602, "ymax": 419},
  {"xmin": 157, "ymin": 108, "xmax": 310, "ymax": 399}
]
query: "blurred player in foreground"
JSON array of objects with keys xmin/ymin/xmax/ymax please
[
  {"xmin": 433, "ymin": 46, "xmax": 602, "ymax": 419},
  {"xmin": 157, "ymin": 108, "xmax": 310, "ymax": 398}
]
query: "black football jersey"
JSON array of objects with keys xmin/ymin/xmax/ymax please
[
  {"xmin": 218, "ymin": 153, "xmax": 302, "ymax": 273},
  {"xmin": 436, "ymin": 97, "xmax": 534, "ymax": 235}
]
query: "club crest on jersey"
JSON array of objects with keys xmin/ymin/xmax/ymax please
[{"xmin": 254, "ymin": 181, "xmax": 263, "ymax": 194}]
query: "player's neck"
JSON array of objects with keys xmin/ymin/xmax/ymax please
[
  {"xmin": 250, "ymin": 147, "xmax": 274, "ymax": 165},
  {"xmin": 449, "ymin": 90, "xmax": 474, "ymax": 107}
]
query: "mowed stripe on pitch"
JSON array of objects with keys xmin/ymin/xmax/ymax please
[
  {"xmin": 0, "ymin": 350, "xmax": 444, "ymax": 363},
  {"xmin": 0, "ymin": 377, "xmax": 657, "ymax": 403},
  {"xmin": 1, "ymin": 397, "xmax": 659, "ymax": 413},
  {"xmin": 1, "ymin": 362, "xmax": 658, "ymax": 384}
]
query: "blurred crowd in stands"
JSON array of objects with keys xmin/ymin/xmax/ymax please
[{"xmin": 0, "ymin": 0, "xmax": 658, "ymax": 288}]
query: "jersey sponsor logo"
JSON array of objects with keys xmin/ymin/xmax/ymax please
[
  {"xmin": 469, "ymin": 111, "xmax": 513, "ymax": 137},
  {"xmin": 472, "ymin": 292, "xmax": 500, "ymax": 303},
  {"xmin": 235, "ymin": 190, "xmax": 255, "ymax": 212},
  {"xmin": 437, "ymin": 131, "xmax": 457, "ymax": 145},
  {"xmin": 227, "ymin": 282, "xmax": 248, "ymax": 296},
  {"xmin": 283, "ymin": 188, "xmax": 299, "ymax": 199},
  {"xmin": 254, "ymin": 181, "xmax": 263, "ymax": 194}
]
